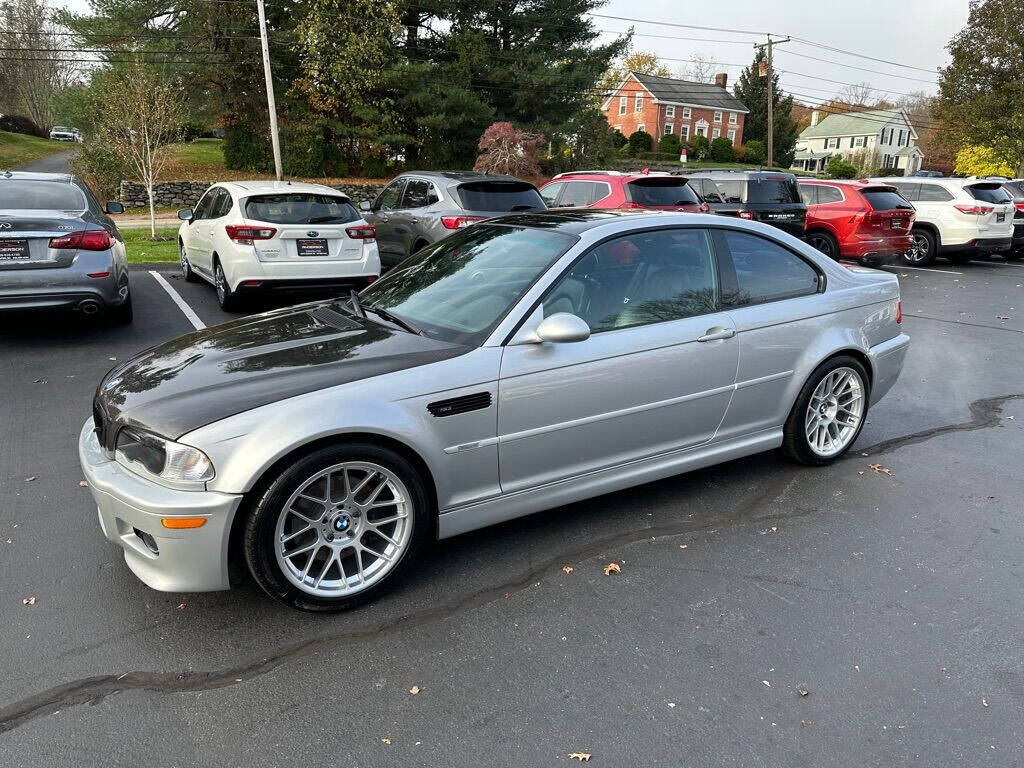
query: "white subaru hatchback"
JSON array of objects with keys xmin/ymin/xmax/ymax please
[{"xmin": 177, "ymin": 181, "xmax": 381, "ymax": 310}]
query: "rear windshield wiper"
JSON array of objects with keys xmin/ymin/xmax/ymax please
[
  {"xmin": 510, "ymin": 204, "xmax": 537, "ymax": 211},
  {"xmin": 364, "ymin": 305, "xmax": 426, "ymax": 336},
  {"xmin": 307, "ymin": 215, "xmax": 348, "ymax": 224}
]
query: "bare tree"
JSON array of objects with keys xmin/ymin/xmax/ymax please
[
  {"xmin": 677, "ymin": 54, "xmax": 720, "ymax": 83},
  {"xmin": 0, "ymin": 0, "xmax": 77, "ymax": 130},
  {"xmin": 835, "ymin": 81, "xmax": 878, "ymax": 108},
  {"xmin": 94, "ymin": 63, "xmax": 185, "ymax": 235}
]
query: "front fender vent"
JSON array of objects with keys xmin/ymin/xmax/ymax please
[{"xmin": 427, "ymin": 392, "xmax": 491, "ymax": 418}]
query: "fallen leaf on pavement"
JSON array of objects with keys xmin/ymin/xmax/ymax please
[
  {"xmin": 858, "ymin": 470, "xmax": 865, "ymax": 475},
  {"xmin": 409, "ymin": 686, "xmax": 420, "ymax": 695},
  {"xmin": 79, "ymin": 480, "xmax": 89, "ymax": 487},
  {"xmin": 569, "ymin": 753, "xmax": 592, "ymax": 762},
  {"xmin": 4, "ymin": 538, "xmax": 11, "ymax": 544},
  {"xmin": 798, "ymin": 687, "xmax": 810, "ymax": 697},
  {"xmin": 867, "ymin": 463, "xmax": 893, "ymax": 475},
  {"xmin": 32, "ymin": 379, "xmax": 46, "ymax": 384},
  {"xmin": 762, "ymin": 680, "xmax": 771, "ymax": 687},
  {"xmin": 109, "ymin": 357, "xmax": 117, "ymax": 361},
  {"xmin": 996, "ymin": 315, "xmax": 1011, "ymax": 320},
  {"xmin": 562, "ymin": 565, "xmax": 574, "ymax": 574},
  {"xmin": 380, "ymin": 737, "xmax": 392, "ymax": 745},
  {"xmin": 176, "ymin": 602, "xmax": 186, "ymax": 610},
  {"xmin": 24, "ymin": 476, "xmax": 36, "ymax": 482},
  {"xmin": 667, "ymin": 702, "xmax": 676, "ymax": 708},
  {"xmin": 981, "ymin": 698, "xmax": 988, "ymax": 708},
  {"xmin": 22, "ymin": 596, "xmax": 37, "ymax": 606},
  {"xmin": 679, "ymin": 544, "xmax": 688, "ymax": 549},
  {"xmin": 603, "ymin": 562, "xmax": 621, "ymax": 576},
  {"xmin": 771, "ymin": 526, "xmax": 778, "ymax": 533}
]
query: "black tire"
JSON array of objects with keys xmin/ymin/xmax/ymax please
[
  {"xmin": 806, "ymin": 230, "xmax": 840, "ymax": 261},
  {"xmin": 214, "ymin": 260, "xmax": 242, "ymax": 311},
  {"xmin": 107, "ymin": 292, "xmax": 133, "ymax": 324},
  {"xmin": 905, "ymin": 227, "xmax": 937, "ymax": 266},
  {"xmin": 781, "ymin": 355, "xmax": 871, "ymax": 466},
  {"xmin": 243, "ymin": 443, "xmax": 432, "ymax": 612},
  {"xmin": 412, "ymin": 239, "xmax": 429, "ymax": 255},
  {"xmin": 180, "ymin": 241, "xmax": 199, "ymax": 282},
  {"xmin": 1005, "ymin": 250, "xmax": 1024, "ymax": 262}
]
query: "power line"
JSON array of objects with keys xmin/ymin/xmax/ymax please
[
  {"xmin": 587, "ymin": 13, "xmax": 767, "ymax": 38},
  {"xmin": 775, "ymin": 48, "xmax": 937, "ymax": 85},
  {"xmin": 788, "ymin": 36, "xmax": 940, "ymax": 75}
]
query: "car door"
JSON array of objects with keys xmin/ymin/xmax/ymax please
[
  {"xmin": 364, "ymin": 179, "xmax": 406, "ymax": 270},
  {"xmin": 497, "ymin": 227, "xmax": 739, "ymax": 494},
  {"xmin": 809, "ymin": 184, "xmax": 850, "ymax": 238},
  {"xmin": 710, "ymin": 228, "xmax": 828, "ymax": 441},
  {"xmin": 183, "ymin": 188, "xmax": 220, "ymax": 275},
  {"xmin": 396, "ymin": 178, "xmax": 436, "ymax": 257}
]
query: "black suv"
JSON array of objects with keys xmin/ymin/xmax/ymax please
[{"xmin": 682, "ymin": 170, "xmax": 807, "ymax": 239}]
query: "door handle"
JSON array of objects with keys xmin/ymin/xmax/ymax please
[
  {"xmin": 408, "ymin": 216, "xmax": 418, "ymax": 224},
  {"xmin": 377, "ymin": 214, "xmax": 389, "ymax": 223},
  {"xmin": 697, "ymin": 327, "xmax": 736, "ymax": 342}
]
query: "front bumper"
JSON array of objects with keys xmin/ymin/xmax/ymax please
[
  {"xmin": 867, "ymin": 333, "xmax": 910, "ymax": 406},
  {"xmin": 78, "ymin": 419, "xmax": 242, "ymax": 592}
]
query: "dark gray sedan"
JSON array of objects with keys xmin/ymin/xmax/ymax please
[
  {"xmin": 0, "ymin": 171, "xmax": 130, "ymax": 322},
  {"xmin": 359, "ymin": 171, "xmax": 546, "ymax": 270}
]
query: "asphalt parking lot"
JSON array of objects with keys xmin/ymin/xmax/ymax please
[{"xmin": 2, "ymin": 258, "xmax": 1023, "ymax": 767}]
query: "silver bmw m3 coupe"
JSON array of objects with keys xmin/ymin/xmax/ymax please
[
  {"xmin": 0, "ymin": 171, "xmax": 131, "ymax": 322},
  {"xmin": 80, "ymin": 210, "xmax": 909, "ymax": 611}
]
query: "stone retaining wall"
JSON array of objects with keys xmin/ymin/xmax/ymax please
[{"xmin": 118, "ymin": 181, "xmax": 387, "ymax": 209}]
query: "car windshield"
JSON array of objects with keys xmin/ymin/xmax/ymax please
[
  {"xmin": 357, "ymin": 223, "xmax": 576, "ymax": 345},
  {"xmin": 965, "ymin": 184, "xmax": 1013, "ymax": 204},
  {"xmin": 244, "ymin": 193, "xmax": 359, "ymax": 224},
  {"xmin": 0, "ymin": 180, "xmax": 86, "ymax": 210},
  {"xmin": 625, "ymin": 179, "xmax": 701, "ymax": 206},
  {"xmin": 455, "ymin": 182, "xmax": 545, "ymax": 212}
]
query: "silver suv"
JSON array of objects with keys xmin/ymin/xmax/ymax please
[{"xmin": 359, "ymin": 171, "xmax": 545, "ymax": 270}]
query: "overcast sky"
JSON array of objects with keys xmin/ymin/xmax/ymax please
[{"xmin": 57, "ymin": 0, "xmax": 968, "ymax": 101}]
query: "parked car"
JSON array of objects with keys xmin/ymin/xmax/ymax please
[
  {"xmin": 539, "ymin": 170, "xmax": 709, "ymax": 213},
  {"xmin": 81, "ymin": 210, "xmax": 908, "ymax": 611},
  {"xmin": 0, "ymin": 171, "xmax": 130, "ymax": 322},
  {"xmin": 797, "ymin": 179, "xmax": 915, "ymax": 264},
  {"xmin": 177, "ymin": 181, "xmax": 380, "ymax": 311},
  {"xmin": 358, "ymin": 171, "xmax": 546, "ymax": 270},
  {"xmin": 48, "ymin": 125, "xmax": 82, "ymax": 143},
  {"xmin": 682, "ymin": 170, "xmax": 806, "ymax": 239},
  {"xmin": 910, "ymin": 170, "xmax": 944, "ymax": 177},
  {"xmin": 999, "ymin": 179, "xmax": 1024, "ymax": 260},
  {"xmin": 871, "ymin": 177, "xmax": 1015, "ymax": 265}
]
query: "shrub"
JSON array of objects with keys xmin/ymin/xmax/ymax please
[
  {"xmin": 687, "ymin": 134, "xmax": 710, "ymax": 161},
  {"xmin": 658, "ymin": 133, "xmax": 681, "ymax": 158},
  {"xmin": 626, "ymin": 129, "xmax": 653, "ymax": 156},
  {"xmin": 70, "ymin": 139, "xmax": 130, "ymax": 200},
  {"xmin": 474, "ymin": 121, "xmax": 544, "ymax": 176},
  {"xmin": 742, "ymin": 140, "xmax": 765, "ymax": 165},
  {"xmin": 0, "ymin": 114, "xmax": 45, "ymax": 137},
  {"xmin": 223, "ymin": 121, "xmax": 271, "ymax": 172},
  {"xmin": 825, "ymin": 155, "xmax": 858, "ymax": 179},
  {"xmin": 710, "ymin": 137, "xmax": 734, "ymax": 163},
  {"xmin": 954, "ymin": 145, "xmax": 1015, "ymax": 177},
  {"xmin": 612, "ymin": 129, "xmax": 628, "ymax": 149}
]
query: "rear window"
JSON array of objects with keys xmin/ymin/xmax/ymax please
[
  {"xmin": 455, "ymin": 182, "xmax": 545, "ymax": 212},
  {"xmin": 1004, "ymin": 181, "xmax": 1024, "ymax": 198},
  {"xmin": 746, "ymin": 177, "xmax": 801, "ymax": 204},
  {"xmin": 625, "ymin": 179, "xmax": 700, "ymax": 206},
  {"xmin": 861, "ymin": 190, "xmax": 914, "ymax": 211},
  {"xmin": 244, "ymin": 194, "xmax": 359, "ymax": 224},
  {"xmin": 0, "ymin": 181, "xmax": 86, "ymax": 210},
  {"xmin": 965, "ymin": 184, "xmax": 1013, "ymax": 204}
]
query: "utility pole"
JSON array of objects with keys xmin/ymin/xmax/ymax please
[
  {"xmin": 256, "ymin": 0, "xmax": 283, "ymax": 180},
  {"xmin": 754, "ymin": 34, "xmax": 789, "ymax": 168}
]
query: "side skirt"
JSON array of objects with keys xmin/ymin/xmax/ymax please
[{"xmin": 437, "ymin": 428, "xmax": 784, "ymax": 539}]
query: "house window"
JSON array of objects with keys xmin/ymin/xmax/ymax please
[
  {"xmin": 680, "ymin": 125, "xmax": 689, "ymax": 140},
  {"xmin": 712, "ymin": 127, "xmax": 721, "ymax": 139},
  {"xmin": 635, "ymin": 94, "xmax": 643, "ymax": 113},
  {"xmin": 729, "ymin": 112, "xmax": 738, "ymax": 124},
  {"xmin": 666, "ymin": 106, "xmax": 676, "ymax": 117},
  {"xmin": 727, "ymin": 129, "xmax": 736, "ymax": 142},
  {"xmin": 664, "ymin": 123, "xmax": 674, "ymax": 135},
  {"xmin": 825, "ymin": 137, "xmax": 839, "ymax": 149},
  {"xmin": 636, "ymin": 124, "xmax": 645, "ymax": 133},
  {"xmin": 714, "ymin": 111, "xmax": 723, "ymax": 123},
  {"xmin": 614, "ymin": 125, "xmax": 622, "ymax": 133},
  {"xmin": 682, "ymin": 107, "xmax": 691, "ymax": 119},
  {"xmin": 854, "ymin": 136, "xmax": 865, "ymax": 148},
  {"xmin": 618, "ymin": 96, "xmax": 627, "ymax": 116}
]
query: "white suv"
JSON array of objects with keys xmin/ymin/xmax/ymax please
[
  {"xmin": 177, "ymin": 181, "xmax": 381, "ymax": 310},
  {"xmin": 870, "ymin": 177, "xmax": 1015, "ymax": 265}
]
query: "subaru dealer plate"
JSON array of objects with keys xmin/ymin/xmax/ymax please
[
  {"xmin": 996, "ymin": 212, "xmax": 1006, "ymax": 223},
  {"xmin": 296, "ymin": 238, "xmax": 329, "ymax": 257},
  {"xmin": 0, "ymin": 239, "xmax": 30, "ymax": 261}
]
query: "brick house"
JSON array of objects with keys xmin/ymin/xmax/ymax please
[{"xmin": 601, "ymin": 71, "xmax": 749, "ymax": 152}]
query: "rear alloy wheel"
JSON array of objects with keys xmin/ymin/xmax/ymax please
[
  {"xmin": 214, "ymin": 261, "xmax": 241, "ymax": 311},
  {"xmin": 244, "ymin": 444, "xmax": 430, "ymax": 612},
  {"xmin": 904, "ymin": 228, "xmax": 936, "ymax": 266},
  {"xmin": 807, "ymin": 231, "xmax": 839, "ymax": 260},
  {"xmin": 180, "ymin": 242, "xmax": 198, "ymax": 282},
  {"xmin": 782, "ymin": 356, "xmax": 869, "ymax": 465}
]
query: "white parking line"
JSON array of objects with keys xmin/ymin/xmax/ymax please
[
  {"xmin": 968, "ymin": 261, "xmax": 1024, "ymax": 269},
  {"xmin": 149, "ymin": 270, "xmax": 206, "ymax": 330},
  {"xmin": 884, "ymin": 265, "xmax": 962, "ymax": 276}
]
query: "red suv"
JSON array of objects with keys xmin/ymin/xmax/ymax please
[
  {"xmin": 539, "ymin": 171, "xmax": 709, "ymax": 213},
  {"xmin": 798, "ymin": 180, "xmax": 915, "ymax": 263}
]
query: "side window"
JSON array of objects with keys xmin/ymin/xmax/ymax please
[
  {"xmin": 374, "ymin": 180, "xmax": 406, "ymax": 211},
  {"xmin": 193, "ymin": 189, "xmax": 217, "ymax": 220},
  {"xmin": 890, "ymin": 182, "xmax": 920, "ymax": 201},
  {"xmin": 798, "ymin": 184, "xmax": 817, "ymax": 206},
  {"xmin": 542, "ymin": 228, "xmax": 719, "ymax": 332},
  {"xmin": 540, "ymin": 182, "xmax": 564, "ymax": 207},
  {"xmin": 558, "ymin": 181, "xmax": 599, "ymax": 208},
  {"xmin": 210, "ymin": 189, "xmax": 233, "ymax": 218},
  {"xmin": 719, "ymin": 230, "xmax": 820, "ymax": 306},
  {"xmin": 817, "ymin": 186, "xmax": 844, "ymax": 204},
  {"xmin": 699, "ymin": 179, "xmax": 725, "ymax": 203},
  {"xmin": 917, "ymin": 184, "xmax": 954, "ymax": 202},
  {"xmin": 403, "ymin": 180, "xmax": 434, "ymax": 208}
]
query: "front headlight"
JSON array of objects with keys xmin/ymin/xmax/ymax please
[{"xmin": 115, "ymin": 427, "xmax": 215, "ymax": 487}]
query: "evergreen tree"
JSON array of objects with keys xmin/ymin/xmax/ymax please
[{"xmin": 733, "ymin": 49, "xmax": 798, "ymax": 167}]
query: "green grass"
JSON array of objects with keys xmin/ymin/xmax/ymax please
[
  {"xmin": 172, "ymin": 137, "xmax": 224, "ymax": 165},
  {"xmin": 0, "ymin": 130, "xmax": 68, "ymax": 168},
  {"xmin": 121, "ymin": 226, "xmax": 180, "ymax": 263}
]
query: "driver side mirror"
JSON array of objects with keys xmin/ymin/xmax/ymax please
[
  {"xmin": 359, "ymin": 200, "xmax": 372, "ymax": 212},
  {"xmin": 177, "ymin": 208, "xmax": 193, "ymax": 221},
  {"xmin": 105, "ymin": 201, "xmax": 124, "ymax": 215},
  {"xmin": 519, "ymin": 313, "xmax": 591, "ymax": 344}
]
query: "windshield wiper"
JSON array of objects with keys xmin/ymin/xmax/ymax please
[
  {"xmin": 307, "ymin": 215, "xmax": 344, "ymax": 224},
  {"xmin": 364, "ymin": 305, "xmax": 426, "ymax": 336},
  {"xmin": 346, "ymin": 289, "xmax": 366, "ymax": 318}
]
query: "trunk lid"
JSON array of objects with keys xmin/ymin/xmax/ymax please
[{"xmin": 0, "ymin": 212, "xmax": 84, "ymax": 270}]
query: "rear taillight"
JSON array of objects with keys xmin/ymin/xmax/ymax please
[
  {"xmin": 345, "ymin": 225, "xmax": 376, "ymax": 241},
  {"xmin": 1015, "ymin": 202, "xmax": 1024, "ymax": 212},
  {"xmin": 737, "ymin": 210, "xmax": 754, "ymax": 220},
  {"xmin": 440, "ymin": 216, "xmax": 485, "ymax": 229},
  {"xmin": 698, "ymin": 202, "xmax": 710, "ymax": 213},
  {"xmin": 953, "ymin": 204, "xmax": 994, "ymax": 215},
  {"xmin": 896, "ymin": 301, "xmax": 902, "ymax": 324},
  {"xmin": 49, "ymin": 230, "xmax": 114, "ymax": 251},
  {"xmin": 225, "ymin": 224, "xmax": 276, "ymax": 245},
  {"xmin": 621, "ymin": 202, "xmax": 644, "ymax": 210}
]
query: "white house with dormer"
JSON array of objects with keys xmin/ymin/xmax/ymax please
[{"xmin": 793, "ymin": 108, "xmax": 924, "ymax": 174}]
